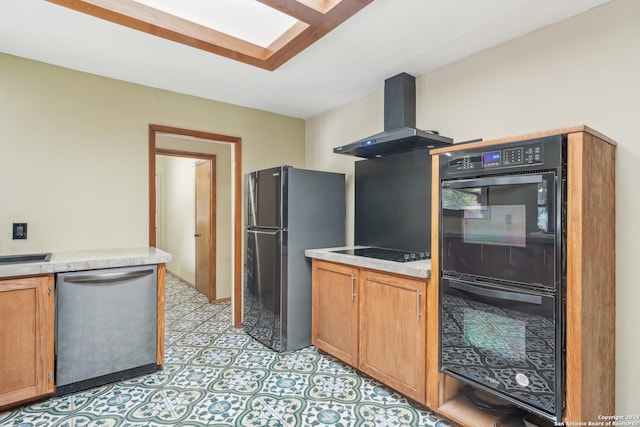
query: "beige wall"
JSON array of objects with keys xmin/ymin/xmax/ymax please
[
  {"xmin": 306, "ymin": 0, "xmax": 638, "ymax": 416},
  {"xmin": 0, "ymin": 52, "xmax": 304, "ymax": 315},
  {"xmin": 155, "ymin": 155, "xmax": 197, "ymax": 285},
  {"xmin": 0, "ymin": 52, "xmax": 304, "ymax": 260}
]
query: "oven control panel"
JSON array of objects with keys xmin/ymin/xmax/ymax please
[{"xmin": 448, "ymin": 142, "xmax": 544, "ymax": 172}]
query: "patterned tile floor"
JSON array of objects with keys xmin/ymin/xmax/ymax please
[{"xmin": 0, "ymin": 273, "xmax": 452, "ymax": 427}]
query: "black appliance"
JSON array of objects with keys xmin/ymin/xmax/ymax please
[
  {"xmin": 354, "ymin": 149, "xmax": 432, "ymax": 253},
  {"xmin": 333, "ymin": 247, "xmax": 430, "ymax": 263},
  {"xmin": 244, "ymin": 166, "xmax": 345, "ymax": 352},
  {"xmin": 333, "ymin": 73, "xmax": 453, "ymax": 158},
  {"xmin": 438, "ymin": 135, "xmax": 566, "ymax": 422}
]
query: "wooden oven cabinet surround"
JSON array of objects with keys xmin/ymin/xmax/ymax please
[
  {"xmin": 428, "ymin": 125, "xmax": 616, "ymax": 426},
  {"xmin": 311, "ymin": 260, "xmax": 428, "ymax": 403}
]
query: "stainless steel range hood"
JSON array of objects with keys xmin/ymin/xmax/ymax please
[{"xmin": 333, "ymin": 73, "xmax": 453, "ymax": 158}]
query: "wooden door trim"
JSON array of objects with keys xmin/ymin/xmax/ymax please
[{"xmin": 149, "ymin": 124, "xmax": 243, "ymax": 327}]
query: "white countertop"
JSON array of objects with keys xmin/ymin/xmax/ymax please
[
  {"xmin": 305, "ymin": 246, "xmax": 431, "ymax": 279},
  {"xmin": 0, "ymin": 247, "xmax": 172, "ymax": 278}
]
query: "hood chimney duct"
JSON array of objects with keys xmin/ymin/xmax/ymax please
[{"xmin": 384, "ymin": 72, "xmax": 416, "ymax": 131}]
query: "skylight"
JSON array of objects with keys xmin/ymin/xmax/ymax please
[
  {"xmin": 46, "ymin": 0, "xmax": 374, "ymax": 70},
  {"xmin": 132, "ymin": 0, "xmax": 298, "ymax": 48}
]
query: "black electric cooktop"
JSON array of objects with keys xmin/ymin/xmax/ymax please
[{"xmin": 333, "ymin": 247, "xmax": 430, "ymax": 263}]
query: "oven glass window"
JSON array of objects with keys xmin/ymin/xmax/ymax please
[
  {"xmin": 442, "ymin": 187, "xmax": 482, "ymax": 210},
  {"xmin": 441, "ymin": 172, "xmax": 557, "ymax": 287},
  {"xmin": 463, "ymin": 307, "xmax": 526, "ymax": 362},
  {"xmin": 440, "ymin": 279, "xmax": 559, "ymax": 418},
  {"xmin": 463, "ymin": 205, "xmax": 526, "ymax": 247}
]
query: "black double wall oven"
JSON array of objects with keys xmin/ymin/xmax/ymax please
[{"xmin": 438, "ymin": 135, "xmax": 565, "ymax": 421}]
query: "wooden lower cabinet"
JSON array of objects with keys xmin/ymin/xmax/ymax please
[
  {"xmin": 0, "ymin": 275, "xmax": 55, "ymax": 409},
  {"xmin": 359, "ymin": 269, "xmax": 426, "ymax": 403},
  {"xmin": 311, "ymin": 259, "xmax": 428, "ymax": 404},
  {"xmin": 311, "ymin": 260, "xmax": 359, "ymax": 367}
]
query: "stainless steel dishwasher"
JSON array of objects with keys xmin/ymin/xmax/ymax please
[{"xmin": 55, "ymin": 264, "xmax": 158, "ymax": 395}]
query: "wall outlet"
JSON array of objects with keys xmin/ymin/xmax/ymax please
[{"xmin": 13, "ymin": 223, "xmax": 27, "ymax": 239}]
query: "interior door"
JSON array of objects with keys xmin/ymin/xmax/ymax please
[{"xmin": 195, "ymin": 159, "xmax": 216, "ymax": 301}]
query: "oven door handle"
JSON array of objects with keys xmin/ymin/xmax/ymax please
[
  {"xmin": 444, "ymin": 174, "xmax": 543, "ymax": 189},
  {"xmin": 450, "ymin": 281, "xmax": 542, "ymax": 305}
]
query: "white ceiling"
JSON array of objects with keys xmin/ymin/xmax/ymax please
[{"xmin": 0, "ymin": 0, "xmax": 611, "ymax": 119}]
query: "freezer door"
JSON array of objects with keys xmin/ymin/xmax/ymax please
[
  {"xmin": 243, "ymin": 228, "xmax": 284, "ymax": 350},
  {"xmin": 247, "ymin": 167, "xmax": 285, "ymax": 229}
]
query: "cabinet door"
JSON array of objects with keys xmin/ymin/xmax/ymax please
[
  {"xmin": 311, "ymin": 260, "xmax": 359, "ymax": 367},
  {"xmin": 0, "ymin": 275, "xmax": 54, "ymax": 408},
  {"xmin": 359, "ymin": 270, "xmax": 427, "ymax": 403}
]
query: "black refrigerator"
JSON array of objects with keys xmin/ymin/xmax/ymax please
[{"xmin": 243, "ymin": 166, "xmax": 345, "ymax": 351}]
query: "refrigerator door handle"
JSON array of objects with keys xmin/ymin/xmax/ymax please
[
  {"xmin": 246, "ymin": 229, "xmax": 281, "ymax": 235},
  {"xmin": 248, "ymin": 172, "xmax": 258, "ymax": 228}
]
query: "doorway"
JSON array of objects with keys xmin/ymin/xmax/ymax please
[
  {"xmin": 149, "ymin": 124, "xmax": 243, "ymax": 326},
  {"xmin": 155, "ymin": 154, "xmax": 218, "ymax": 301}
]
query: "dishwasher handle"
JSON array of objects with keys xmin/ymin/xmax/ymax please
[{"xmin": 62, "ymin": 268, "xmax": 155, "ymax": 284}]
